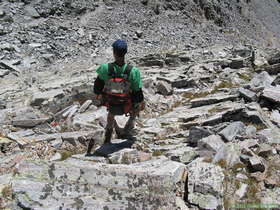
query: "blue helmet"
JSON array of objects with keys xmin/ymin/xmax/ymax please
[{"xmin": 112, "ymin": 39, "xmax": 127, "ymax": 56}]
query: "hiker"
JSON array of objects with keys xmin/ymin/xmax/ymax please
[{"xmin": 93, "ymin": 40, "xmax": 144, "ymax": 144}]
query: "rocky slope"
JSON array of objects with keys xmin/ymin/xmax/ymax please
[{"xmin": 1, "ymin": 0, "xmax": 280, "ymax": 210}]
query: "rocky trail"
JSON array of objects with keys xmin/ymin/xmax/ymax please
[
  {"xmin": 1, "ymin": 44, "xmax": 280, "ymax": 210},
  {"xmin": 1, "ymin": 0, "xmax": 280, "ymax": 209}
]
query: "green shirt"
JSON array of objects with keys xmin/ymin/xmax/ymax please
[{"xmin": 96, "ymin": 63, "xmax": 142, "ymax": 92}]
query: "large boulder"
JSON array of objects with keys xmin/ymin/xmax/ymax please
[{"xmin": 3, "ymin": 158, "xmax": 188, "ymax": 210}]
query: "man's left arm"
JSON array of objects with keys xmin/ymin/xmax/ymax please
[{"xmin": 130, "ymin": 67, "xmax": 144, "ymax": 110}]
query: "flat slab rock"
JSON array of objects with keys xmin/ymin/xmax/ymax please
[
  {"xmin": 262, "ymin": 86, "xmax": 280, "ymax": 104},
  {"xmin": 3, "ymin": 158, "xmax": 187, "ymax": 210},
  {"xmin": 190, "ymin": 94, "xmax": 238, "ymax": 108}
]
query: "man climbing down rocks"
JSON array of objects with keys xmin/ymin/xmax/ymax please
[{"xmin": 94, "ymin": 40, "xmax": 144, "ymax": 144}]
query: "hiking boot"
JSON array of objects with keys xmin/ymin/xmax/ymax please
[{"xmin": 104, "ymin": 128, "xmax": 113, "ymax": 144}]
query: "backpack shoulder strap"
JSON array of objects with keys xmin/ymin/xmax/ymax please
[
  {"xmin": 123, "ymin": 64, "xmax": 133, "ymax": 79},
  {"xmin": 108, "ymin": 63, "xmax": 115, "ymax": 78}
]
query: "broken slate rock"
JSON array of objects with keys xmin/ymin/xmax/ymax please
[
  {"xmin": 197, "ymin": 135, "xmax": 226, "ymax": 157},
  {"xmin": 187, "ymin": 158, "xmax": 224, "ymax": 210},
  {"xmin": 238, "ymin": 87, "xmax": 257, "ymax": 102},
  {"xmin": 250, "ymin": 71, "xmax": 274, "ymax": 89},
  {"xmin": 78, "ymin": 100, "xmax": 92, "ymax": 113},
  {"xmin": 25, "ymin": 5, "xmax": 40, "ymax": 18},
  {"xmin": 219, "ymin": 121, "xmax": 246, "ymax": 142},
  {"xmin": 156, "ymin": 80, "xmax": 173, "ymax": 96},
  {"xmin": 261, "ymin": 86, "xmax": 280, "ymax": 105},
  {"xmin": 31, "ymin": 89, "xmax": 64, "ymax": 106},
  {"xmin": 188, "ymin": 126, "xmax": 213, "ymax": 146},
  {"xmin": 165, "ymin": 146, "xmax": 198, "ymax": 164},
  {"xmin": 272, "ymin": 75, "xmax": 280, "ymax": 86},
  {"xmin": 191, "ymin": 94, "xmax": 239, "ymax": 108},
  {"xmin": 257, "ymin": 144, "xmax": 273, "ymax": 158},
  {"xmin": 248, "ymin": 155, "xmax": 266, "ymax": 173},
  {"xmin": 213, "ymin": 143, "xmax": 242, "ymax": 167},
  {"xmin": 108, "ymin": 148, "xmax": 152, "ymax": 164}
]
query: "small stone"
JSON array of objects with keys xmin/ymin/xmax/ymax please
[
  {"xmin": 262, "ymin": 86, "xmax": 280, "ymax": 105},
  {"xmin": 236, "ymin": 173, "xmax": 248, "ymax": 180},
  {"xmin": 188, "ymin": 126, "xmax": 213, "ymax": 145},
  {"xmin": 272, "ymin": 75, "xmax": 280, "ymax": 86},
  {"xmin": 257, "ymin": 144, "xmax": 273, "ymax": 158},
  {"xmin": 248, "ymin": 155, "xmax": 265, "ymax": 173},
  {"xmin": 235, "ymin": 183, "xmax": 248, "ymax": 199},
  {"xmin": 29, "ymin": 43, "xmax": 42, "ymax": 48},
  {"xmin": 79, "ymin": 100, "xmax": 92, "ymax": 113},
  {"xmin": 245, "ymin": 125, "xmax": 257, "ymax": 137},
  {"xmin": 238, "ymin": 87, "xmax": 257, "ymax": 102},
  {"xmin": 197, "ymin": 135, "xmax": 226, "ymax": 157},
  {"xmin": 219, "ymin": 121, "xmax": 246, "ymax": 142},
  {"xmin": 50, "ymin": 152, "xmax": 62, "ymax": 161},
  {"xmin": 136, "ymin": 30, "xmax": 143, "ymax": 38},
  {"xmin": 0, "ymin": 9, "xmax": 5, "ymax": 17},
  {"xmin": 156, "ymin": 80, "xmax": 173, "ymax": 96},
  {"xmin": 25, "ymin": 5, "xmax": 40, "ymax": 18}
]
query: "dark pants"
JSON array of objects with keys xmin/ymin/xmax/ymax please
[{"xmin": 104, "ymin": 105, "xmax": 139, "ymax": 143}]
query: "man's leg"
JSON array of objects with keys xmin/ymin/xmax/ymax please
[
  {"xmin": 104, "ymin": 112, "xmax": 115, "ymax": 144},
  {"xmin": 123, "ymin": 106, "xmax": 140, "ymax": 135}
]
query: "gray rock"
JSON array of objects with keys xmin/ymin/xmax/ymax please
[
  {"xmin": 257, "ymin": 143, "xmax": 273, "ymax": 158},
  {"xmin": 187, "ymin": 159, "xmax": 224, "ymax": 210},
  {"xmin": 31, "ymin": 89, "xmax": 64, "ymax": 106},
  {"xmin": 108, "ymin": 148, "xmax": 152, "ymax": 164},
  {"xmin": 0, "ymin": 69, "xmax": 9, "ymax": 77},
  {"xmin": 258, "ymin": 129, "xmax": 280, "ymax": 144},
  {"xmin": 0, "ymin": 61, "xmax": 20, "ymax": 73},
  {"xmin": 165, "ymin": 147, "xmax": 198, "ymax": 164},
  {"xmin": 229, "ymin": 57, "xmax": 245, "ymax": 69},
  {"xmin": 259, "ymin": 188, "xmax": 280, "ymax": 205},
  {"xmin": 253, "ymin": 49, "xmax": 268, "ymax": 67},
  {"xmin": 71, "ymin": 154, "xmax": 107, "ymax": 163},
  {"xmin": 188, "ymin": 193, "xmax": 221, "ymax": 210},
  {"xmin": 271, "ymin": 110, "xmax": 280, "ymax": 127},
  {"xmin": 50, "ymin": 152, "xmax": 62, "ymax": 161},
  {"xmin": 171, "ymin": 78, "xmax": 196, "ymax": 88},
  {"xmin": 213, "ymin": 143, "xmax": 242, "ymax": 167},
  {"xmin": 79, "ymin": 100, "xmax": 92, "ymax": 113},
  {"xmin": 0, "ymin": 9, "xmax": 5, "ymax": 17},
  {"xmin": 262, "ymin": 86, "xmax": 280, "ymax": 105},
  {"xmin": 219, "ymin": 121, "xmax": 246, "ymax": 142},
  {"xmin": 156, "ymin": 80, "xmax": 173, "ymax": 95},
  {"xmin": 250, "ymin": 71, "xmax": 274, "ymax": 89},
  {"xmin": 245, "ymin": 125, "xmax": 257, "ymax": 137},
  {"xmin": 188, "ymin": 126, "xmax": 213, "ymax": 145},
  {"xmin": 235, "ymin": 183, "xmax": 248, "ymax": 199},
  {"xmin": 8, "ymin": 158, "xmax": 187, "ymax": 210},
  {"xmin": 248, "ymin": 155, "xmax": 265, "ymax": 173},
  {"xmin": 240, "ymin": 139, "xmax": 259, "ymax": 151},
  {"xmin": 12, "ymin": 117, "xmax": 50, "ymax": 128},
  {"xmin": 25, "ymin": 5, "xmax": 40, "ymax": 18},
  {"xmin": 238, "ymin": 87, "xmax": 257, "ymax": 102},
  {"xmin": 197, "ymin": 135, "xmax": 226, "ymax": 157},
  {"xmin": 264, "ymin": 63, "xmax": 280, "ymax": 75},
  {"xmin": 272, "ymin": 75, "xmax": 280, "ymax": 86},
  {"xmin": 136, "ymin": 30, "xmax": 143, "ymax": 38},
  {"xmin": 139, "ymin": 54, "xmax": 164, "ymax": 67},
  {"xmin": 191, "ymin": 94, "xmax": 239, "ymax": 108},
  {"xmin": 73, "ymin": 107, "xmax": 107, "ymax": 129}
]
